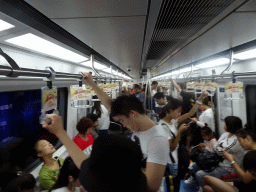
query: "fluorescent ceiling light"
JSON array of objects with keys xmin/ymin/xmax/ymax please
[
  {"xmin": 195, "ymin": 58, "xmax": 229, "ymax": 69},
  {"xmin": 0, "ymin": 19, "xmax": 15, "ymax": 32},
  {"xmin": 5, "ymin": 33, "xmax": 87, "ymax": 63},
  {"xmin": 80, "ymin": 61, "xmax": 108, "ymax": 70},
  {"xmin": 233, "ymin": 48, "xmax": 256, "ymax": 60}
]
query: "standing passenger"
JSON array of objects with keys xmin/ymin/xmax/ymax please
[
  {"xmin": 82, "ymin": 73, "xmax": 169, "ymax": 192},
  {"xmin": 73, "ymin": 117, "xmax": 94, "ymax": 151},
  {"xmin": 134, "ymin": 84, "xmax": 145, "ymax": 104},
  {"xmin": 92, "ymin": 97, "xmax": 110, "ymax": 136}
]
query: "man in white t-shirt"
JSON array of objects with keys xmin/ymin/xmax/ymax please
[{"xmin": 82, "ymin": 73, "xmax": 169, "ymax": 192}]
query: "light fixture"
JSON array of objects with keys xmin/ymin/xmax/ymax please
[
  {"xmin": 5, "ymin": 33, "xmax": 87, "ymax": 63},
  {"xmin": 0, "ymin": 19, "xmax": 15, "ymax": 32},
  {"xmin": 80, "ymin": 61, "xmax": 108, "ymax": 70},
  {"xmin": 233, "ymin": 48, "xmax": 256, "ymax": 60},
  {"xmin": 195, "ymin": 58, "xmax": 230, "ymax": 69}
]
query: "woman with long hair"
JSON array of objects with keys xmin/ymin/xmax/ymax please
[
  {"xmin": 158, "ymin": 93, "xmax": 206, "ymax": 192},
  {"xmin": 91, "ymin": 96, "xmax": 110, "ymax": 136},
  {"xmin": 50, "ymin": 156, "xmax": 82, "ymax": 192}
]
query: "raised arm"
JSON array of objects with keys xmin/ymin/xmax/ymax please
[
  {"xmin": 172, "ymin": 80, "xmax": 182, "ymax": 93},
  {"xmin": 177, "ymin": 92, "xmax": 207, "ymax": 123},
  {"xmin": 83, "ymin": 72, "xmax": 113, "ymax": 112},
  {"xmin": 42, "ymin": 114, "xmax": 87, "ymax": 169}
]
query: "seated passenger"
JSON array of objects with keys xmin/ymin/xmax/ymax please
[
  {"xmin": 73, "ymin": 117, "xmax": 94, "ymax": 151},
  {"xmin": 185, "ymin": 124, "xmax": 217, "ymax": 184},
  {"xmin": 86, "ymin": 113, "xmax": 99, "ymax": 140},
  {"xmin": 204, "ymin": 129, "xmax": 256, "ymax": 192},
  {"xmin": 42, "ymin": 117, "xmax": 149, "ymax": 192},
  {"xmin": 191, "ymin": 116, "xmax": 245, "ymax": 190},
  {"xmin": 34, "ymin": 140, "xmax": 65, "ymax": 190},
  {"xmin": 49, "ymin": 156, "xmax": 82, "ymax": 192},
  {"xmin": 3, "ymin": 169, "xmax": 36, "ymax": 192}
]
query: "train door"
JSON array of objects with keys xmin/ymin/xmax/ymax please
[{"xmin": 245, "ymin": 85, "xmax": 256, "ymax": 130}]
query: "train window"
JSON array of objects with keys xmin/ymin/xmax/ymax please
[
  {"xmin": 0, "ymin": 87, "xmax": 68, "ymax": 176},
  {"xmin": 245, "ymin": 85, "xmax": 256, "ymax": 130}
]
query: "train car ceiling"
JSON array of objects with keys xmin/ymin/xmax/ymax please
[{"xmin": 0, "ymin": 0, "xmax": 255, "ymax": 80}]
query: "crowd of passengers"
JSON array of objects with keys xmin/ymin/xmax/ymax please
[{"xmin": 2, "ymin": 73, "xmax": 256, "ymax": 192}]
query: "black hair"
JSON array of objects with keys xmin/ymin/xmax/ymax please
[
  {"xmin": 202, "ymin": 96, "xmax": 209, "ymax": 106},
  {"xmin": 243, "ymin": 150, "xmax": 256, "ymax": 172},
  {"xmin": 134, "ymin": 84, "xmax": 140, "ymax": 89},
  {"xmin": 86, "ymin": 113, "xmax": 99, "ymax": 122},
  {"xmin": 76, "ymin": 117, "xmax": 93, "ymax": 134},
  {"xmin": 50, "ymin": 157, "xmax": 79, "ymax": 191},
  {"xmin": 2, "ymin": 168, "xmax": 36, "ymax": 192},
  {"xmin": 201, "ymin": 124, "xmax": 213, "ymax": 136},
  {"xmin": 111, "ymin": 95, "xmax": 145, "ymax": 117},
  {"xmin": 236, "ymin": 127, "xmax": 256, "ymax": 142},
  {"xmin": 153, "ymin": 92, "xmax": 165, "ymax": 99},
  {"xmin": 92, "ymin": 101, "xmax": 102, "ymax": 118},
  {"xmin": 151, "ymin": 81, "xmax": 158, "ymax": 85},
  {"xmin": 224, "ymin": 116, "xmax": 243, "ymax": 134},
  {"xmin": 159, "ymin": 97, "xmax": 183, "ymax": 119}
]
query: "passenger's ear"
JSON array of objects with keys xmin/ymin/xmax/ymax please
[
  {"xmin": 37, "ymin": 152, "xmax": 43, "ymax": 158},
  {"xmin": 68, "ymin": 176, "xmax": 74, "ymax": 184}
]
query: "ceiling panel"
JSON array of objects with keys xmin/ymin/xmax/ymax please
[
  {"xmin": 25, "ymin": 0, "xmax": 148, "ymax": 18},
  {"xmin": 51, "ymin": 16, "xmax": 146, "ymax": 78}
]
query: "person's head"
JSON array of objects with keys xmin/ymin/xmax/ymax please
[
  {"xmin": 236, "ymin": 128, "xmax": 256, "ymax": 150},
  {"xmin": 3, "ymin": 170, "xmax": 36, "ymax": 192},
  {"xmin": 86, "ymin": 113, "xmax": 99, "ymax": 128},
  {"xmin": 79, "ymin": 134, "xmax": 148, "ymax": 192},
  {"xmin": 111, "ymin": 95, "xmax": 145, "ymax": 131},
  {"xmin": 201, "ymin": 124, "xmax": 213, "ymax": 141},
  {"xmin": 134, "ymin": 84, "xmax": 141, "ymax": 93},
  {"xmin": 153, "ymin": 92, "xmax": 166, "ymax": 105},
  {"xmin": 50, "ymin": 157, "xmax": 80, "ymax": 192},
  {"xmin": 151, "ymin": 81, "xmax": 158, "ymax": 90},
  {"xmin": 224, "ymin": 116, "xmax": 242, "ymax": 134},
  {"xmin": 92, "ymin": 100, "xmax": 102, "ymax": 118},
  {"xmin": 34, "ymin": 139, "xmax": 56, "ymax": 158},
  {"xmin": 243, "ymin": 150, "xmax": 256, "ymax": 180},
  {"xmin": 199, "ymin": 96, "xmax": 209, "ymax": 111},
  {"xmin": 76, "ymin": 117, "xmax": 93, "ymax": 135},
  {"xmin": 159, "ymin": 97, "xmax": 183, "ymax": 120}
]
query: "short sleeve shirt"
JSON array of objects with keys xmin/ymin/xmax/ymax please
[
  {"xmin": 73, "ymin": 134, "xmax": 94, "ymax": 151},
  {"xmin": 39, "ymin": 157, "xmax": 65, "ymax": 190}
]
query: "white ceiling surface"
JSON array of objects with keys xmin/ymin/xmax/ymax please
[
  {"xmin": 157, "ymin": 0, "xmax": 256, "ymax": 75},
  {"xmin": 25, "ymin": 0, "xmax": 148, "ymax": 78}
]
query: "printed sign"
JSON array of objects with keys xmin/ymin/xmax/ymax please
[
  {"xmin": 70, "ymin": 85, "xmax": 91, "ymax": 101},
  {"xmin": 194, "ymin": 82, "xmax": 204, "ymax": 89},
  {"xmin": 186, "ymin": 82, "xmax": 195, "ymax": 89},
  {"xmin": 225, "ymin": 82, "xmax": 243, "ymax": 93},
  {"xmin": 204, "ymin": 82, "xmax": 217, "ymax": 92},
  {"xmin": 42, "ymin": 89, "xmax": 57, "ymax": 111}
]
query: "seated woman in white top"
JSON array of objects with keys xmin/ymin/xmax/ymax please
[
  {"xmin": 190, "ymin": 96, "xmax": 215, "ymax": 132},
  {"xmin": 50, "ymin": 156, "xmax": 84, "ymax": 192}
]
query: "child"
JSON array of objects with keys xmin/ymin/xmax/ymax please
[
  {"xmin": 198, "ymin": 125, "xmax": 217, "ymax": 152},
  {"xmin": 185, "ymin": 124, "xmax": 217, "ymax": 184},
  {"xmin": 34, "ymin": 139, "xmax": 65, "ymax": 190},
  {"xmin": 73, "ymin": 117, "xmax": 94, "ymax": 151}
]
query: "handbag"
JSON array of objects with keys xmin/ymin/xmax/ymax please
[{"xmin": 195, "ymin": 150, "xmax": 221, "ymax": 172}]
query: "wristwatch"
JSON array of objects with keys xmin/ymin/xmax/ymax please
[
  {"xmin": 230, "ymin": 160, "xmax": 235, "ymax": 165},
  {"xmin": 196, "ymin": 100, "xmax": 202, "ymax": 105}
]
